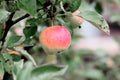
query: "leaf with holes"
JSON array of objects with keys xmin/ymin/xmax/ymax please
[{"xmin": 79, "ymin": 10, "xmax": 110, "ymax": 35}]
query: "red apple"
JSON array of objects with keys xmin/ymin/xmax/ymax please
[{"xmin": 39, "ymin": 26, "xmax": 71, "ymax": 54}]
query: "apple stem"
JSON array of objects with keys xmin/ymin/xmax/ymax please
[{"xmin": 46, "ymin": 54, "xmax": 57, "ymax": 64}]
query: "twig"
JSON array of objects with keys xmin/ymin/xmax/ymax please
[
  {"xmin": 0, "ymin": 12, "xmax": 15, "ymax": 46},
  {"xmin": 9, "ymin": 12, "xmax": 15, "ymax": 20},
  {"xmin": 12, "ymin": 14, "xmax": 30, "ymax": 25},
  {"xmin": 0, "ymin": 8, "xmax": 42, "ymax": 47},
  {"xmin": 0, "ymin": 13, "xmax": 29, "ymax": 46},
  {"xmin": 12, "ymin": 8, "xmax": 43, "ymax": 25}
]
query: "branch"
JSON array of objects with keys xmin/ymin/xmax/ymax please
[
  {"xmin": 12, "ymin": 14, "xmax": 30, "ymax": 25},
  {"xmin": 12, "ymin": 8, "xmax": 43, "ymax": 26},
  {"xmin": 8, "ymin": 12, "xmax": 15, "ymax": 20},
  {"xmin": 0, "ymin": 12, "xmax": 15, "ymax": 46},
  {"xmin": 0, "ymin": 13, "xmax": 30, "ymax": 46},
  {"xmin": 0, "ymin": 8, "xmax": 42, "ymax": 47}
]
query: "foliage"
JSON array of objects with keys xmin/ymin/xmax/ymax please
[{"xmin": 0, "ymin": 0, "xmax": 113, "ymax": 80}]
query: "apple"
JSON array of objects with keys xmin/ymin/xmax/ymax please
[{"xmin": 39, "ymin": 26, "xmax": 71, "ymax": 54}]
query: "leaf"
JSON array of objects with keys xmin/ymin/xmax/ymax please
[
  {"xmin": 0, "ymin": 9, "xmax": 9, "ymax": 22},
  {"xmin": 23, "ymin": 26, "xmax": 37, "ymax": 38},
  {"xmin": 0, "ymin": 62, "xmax": 4, "ymax": 80},
  {"xmin": 17, "ymin": 0, "xmax": 37, "ymax": 15},
  {"xmin": 2, "ymin": 53, "xmax": 13, "ymax": 73},
  {"xmin": 21, "ymin": 38, "xmax": 33, "ymax": 47},
  {"xmin": 36, "ymin": 0, "xmax": 43, "ymax": 9},
  {"xmin": 6, "ymin": 0, "xmax": 19, "ymax": 12},
  {"xmin": 62, "ymin": 20, "xmax": 74, "ymax": 35},
  {"xmin": 63, "ymin": 0, "xmax": 81, "ymax": 12},
  {"xmin": 0, "ymin": 56, "xmax": 4, "ymax": 80},
  {"xmin": 0, "ymin": 9, "xmax": 8, "ymax": 39},
  {"xmin": 6, "ymin": 35, "xmax": 21, "ymax": 48},
  {"xmin": 13, "ymin": 60, "xmax": 24, "ymax": 76},
  {"xmin": 31, "ymin": 64, "xmax": 68, "ymax": 80},
  {"xmin": 11, "ymin": 54, "xmax": 21, "ymax": 61},
  {"xmin": 114, "ymin": 0, "xmax": 120, "ymax": 5},
  {"xmin": 56, "ymin": 17, "xmax": 74, "ymax": 35},
  {"xmin": 79, "ymin": 10, "xmax": 110, "ymax": 35},
  {"xmin": 0, "ymin": 0, "xmax": 4, "ymax": 4},
  {"xmin": 38, "ymin": 0, "xmax": 44, "ymax": 5},
  {"xmin": 95, "ymin": 1, "xmax": 103, "ymax": 14},
  {"xmin": 79, "ymin": 69, "xmax": 104, "ymax": 79},
  {"xmin": 14, "ymin": 47, "xmax": 37, "ymax": 67},
  {"xmin": 0, "ymin": 22, "xmax": 4, "ymax": 39},
  {"xmin": 17, "ymin": 61, "xmax": 34, "ymax": 80}
]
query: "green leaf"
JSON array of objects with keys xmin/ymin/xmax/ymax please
[
  {"xmin": 14, "ymin": 47, "xmax": 37, "ymax": 67},
  {"xmin": 95, "ymin": 1, "xmax": 103, "ymax": 14},
  {"xmin": 2, "ymin": 53, "xmax": 13, "ymax": 73},
  {"xmin": 11, "ymin": 54, "xmax": 21, "ymax": 61},
  {"xmin": 63, "ymin": 21, "xmax": 74, "ymax": 35},
  {"xmin": 21, "ymin": 38, "xmax": 33, "ymax": 47},
  {"xmin": 0, "ymin": 0, "xmax": 4, "ymax": 4},
  {"xmin": 38, "ymin": 0, "xmax": 44, "ymax": 5},
  {"xmin": 17, "ymin": 61, "xmax": 34, "ymax": 80},
  {"xmin": 79, "ymin": 69, "xmax": 104, "ymax": 79},
  {"xmin": 5, "ymin": 0, "xmax": 19, "ymax": 12},
  {"xmin": 36, "ymin": 0, "xmax": 43, "ymax": 9},
  {"xmin": 56, "ymin": 17, "xmax": 73, "ymax": 35},
  {"xmin": 114, "ymin": 0, "xmax": 120, "ymax": 5},
  {"xmin": 31, "ymin": 64, "xmax": 68, "ymax": 80},
  {"xmin": 79, "ymin": 10, "xmax": 110, "ymax": 35},
  {"xmin": 0, "ymin": 9, "xmax": 9, "ymax": 22},
  {"xmin": 63, "ymin": 0, "xmax": 81, "ymax": 12},
  {"xmin": 23, "ymin": 26, "xmax": 37, "ymax": 38},
  {"xmin": 6, "ymin": 35, "xmax": 21, "ymax": 47},
  {"xmin": 0, "ymin": 61, "xmax": 4, "ymax": 80},
  {"xmin": 13, "ymin": 60, "xmax": 24, "ymax": 76},
  {"xmin": 0, "ymin": 22, "xmax": 4, "ymax": 39},
  {"xmin": 17, "ymin": 0, "xmax": 37, "ymax": 15},
  {"xmin": 26, "ymin": 18, "xmax": 40, "ymax": 26}
]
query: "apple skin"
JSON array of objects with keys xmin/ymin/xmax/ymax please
[{"xmin": 39, "ymin": 26, "xmax": 71, "ymax": 54}]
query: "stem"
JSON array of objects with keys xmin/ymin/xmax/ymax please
[
  {"xmin": 60, "ymin": 1, "xmax": 66, "ymax": 12},
  {"xmin": 46, "ymin": 54, "xmax": 57, "ymax": 64}
]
